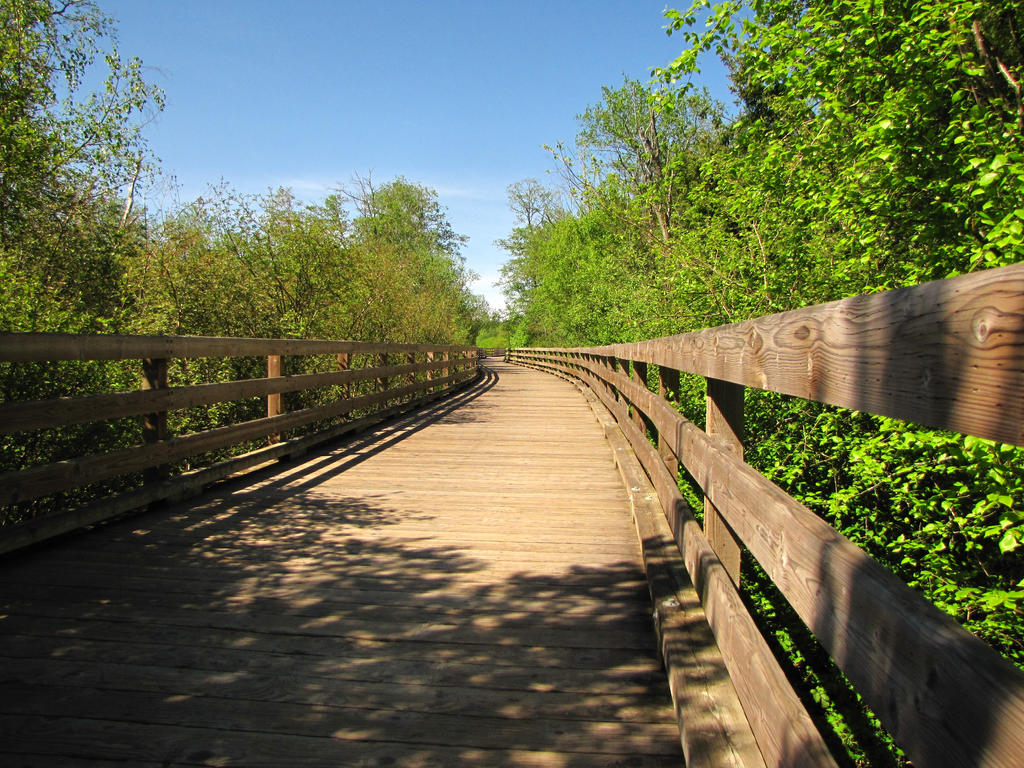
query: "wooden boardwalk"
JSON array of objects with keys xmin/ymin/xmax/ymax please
[{"xmin": 0, "ymin": 359, "xmax": 682, "ymax": 767}]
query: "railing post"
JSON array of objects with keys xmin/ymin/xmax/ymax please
[
  {"xmin": 658, "ymin": 366, "xmax": 680, "ymax": 478},
  {"xmin": 603, "ymin": 356, "xmax": 626, "ymax": 423},
  {"xmin": 141, "ymin": 356, "xmax": 169, "ymax": 481},
  {"xmin": 631, "ymin": 361, "xmax": 647, "ymax": 437},
  {"xmin": 336, "ymin": 351, "xmax": 350, "ymax": 401},
  {"xmin": 376, "ymin": 352, "xmax": 388, "ymax": 396},
  {"xmin": 705, "ymin": 377, "xmax": 744, "ymax": 585},
  {"xmin": 612, "ymin": 357, "xmax": 623, "ymax": 406},
  {"xmin": 266, "ymin": 354, "xmax": 283, "ymax": 444},
  {"xmin": 443, "ymin": 350, "xmax": 450, "ymax": 381}
]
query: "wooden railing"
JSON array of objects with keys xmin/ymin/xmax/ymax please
[
  {"xmin": 0, "ymin": 334, "xmax": 478, "ymax": 554},
  {"xmin": 508, "ymin": 262, "xmax": 1024, "ymax": 768}
]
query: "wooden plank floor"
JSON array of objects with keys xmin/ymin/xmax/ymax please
[{"xmin": 0, "ymin": 359, "xmax": 682, "ymax": 767}]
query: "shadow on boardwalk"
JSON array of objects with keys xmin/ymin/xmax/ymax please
[{"xmin": 0, "ymin": 360, "xmax": 682, "ymax": 767}]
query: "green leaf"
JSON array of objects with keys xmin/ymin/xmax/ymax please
[
  {"xmin": 999, "ymin": 531, "xmax": 1020, "ymax": 554},
  {"xmin": 978, "ymin": 171, "xmax": 1000, "ymax": 187}
]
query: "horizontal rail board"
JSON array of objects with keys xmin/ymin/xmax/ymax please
[
  {"xmin": 0, "ymin": 357, "xmax": 463, "ymax": 435},
  {"xmin": 0, "ymin": 333, "xmax": 474, "ymax": 362},
  {"xmin": 512, "ymin": 346, "xmax": 1024, "ymax": 768},
  {"xmin": 0, "ymin": 369, "xmax": 475, "ymax": 507},
  {"xmin": 530, "ymin": 263, "xmax": 1024, "ymax": 445}
]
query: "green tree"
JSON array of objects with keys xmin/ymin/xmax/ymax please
[
  {"xmin": 659, "ymin": 0, "xmax": 1024, "ymax": 287},
  {"xmin": 346, "ymin": 176, "xmax": 478, "ymax": 343},
  {"xmin": 549, "ymin": 78, "xmax": 726, "ymax": 248},
  {"xmin": 0, "ymin": 0, "xmax": 164, "ymax": 333}
]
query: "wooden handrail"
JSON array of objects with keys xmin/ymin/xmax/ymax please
[
  {"xmin": 0, "ymin": 335, "xmax": 479, "ymax": 552},
  {"xmin": 476, "ymin": 347, "xmax": 506, "ymax": 357},
  {"xmin": 526, "ymin": 262, "xmax": 1024, "ymax": 446},
  {"xmin": 508, "ymin": 262, "xmax": 1024, "ymax": 768},
  {"xmin": 0, "ymin": 333, "xmax": 474, "ymax": 361},
  {"xmin": 0, "ymin": 357, "xmax": 460, "ymax": 435}
]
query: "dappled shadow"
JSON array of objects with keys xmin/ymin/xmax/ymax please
[{"xmin": 0, "ymin": 360, "xmax": 681, "ymax": 766}]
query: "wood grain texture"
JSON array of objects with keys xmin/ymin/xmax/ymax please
[
  {"xmin": 267, "ymin": 354, "xmax": 282, "ymax": 443},
  {"xmin": 140, "ymin": 357, "xmax": 169, "ymax": 483},
  {"xmin": 0, "ymin": 360, "xmax": 682, "ymax": 767},
  {"xmin": 657, "ymin": 365, "xmax": 681, "ymax": 478},
  {"xmin": 704, "ymin": 378, "xmax": 744, "ymax": 586},
  {"xmin": 572, "ymin": 374, "xmax": 766, "ymax": 768},
  {"xmin": 513, "ymin": 348, "xmax": 1024, "ymax": 768},
  {"xmin": 525, "ymin": 263, "xmax": 1024, "ymax": 445}
]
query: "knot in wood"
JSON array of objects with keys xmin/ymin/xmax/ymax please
[{"xmin": 746, "ymin": 328, "xmax": 764, "ymax": 354}]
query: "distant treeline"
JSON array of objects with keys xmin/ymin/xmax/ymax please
[{"xmin": 497, "ymin": 2, "xmax": 1024, "ymax": 766}]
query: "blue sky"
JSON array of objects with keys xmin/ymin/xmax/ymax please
[{"xmin": 102, "ymin": 0, "xmax": 732, "ymax": 311}]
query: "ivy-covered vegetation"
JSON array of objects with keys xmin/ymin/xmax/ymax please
[{"xmin": 500, "ymin": 2, "xmax": 1023, "ymax": 765}]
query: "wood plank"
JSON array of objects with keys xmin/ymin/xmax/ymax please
[
  {"xmin": 0, "ymin": 602, "xmax": 659, "ymax": 650},
  {"xmin": 657, "ymin": 364, "xmax": 681, "ymax": 477},
  {"xmin": 0, "ymin": 333, "xmax": 476, "ymax": 361},
  {"xmin": 266, "ymin": 353, "xmax": 282, "ymax": 443},
  {"xmin": 704, "ymin": 377, "xmax": 744, "ymax": 585},
  {"xmin": 0, "ymin": 657, "xmax": 674, "ymax": 724},
  {"xmin": 0, "ymin": 633, "xmax": 669, "ymax": 695},
  {"xmin": 0, "ymin": 617, "xmax": 663, "ymax": 681},
  {"xmin": 0, "ymin": 715, "xmax": 680, "ymax": 768},
  {"xmin": 13, "ymin": 549, "xmax": 650, "ymax": 584},
  {"xmin": 0, "ymin": 578, "xmax": 655, "ymax": 622},
  {"xmin": 1, "ymin": 683, "xmax": 682, "ymax": 754}
]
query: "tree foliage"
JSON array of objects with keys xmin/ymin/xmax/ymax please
[
  {"xmin": 0, "ymin": 0, "xmax": 163, "ymax": 333},
  {"xmin": 659, "ymin": 0, "xmax": 1024, "ymax": 284},
  {"xmin": 132, "ymin": 179, "xmax": 480, "ymax": 344}
]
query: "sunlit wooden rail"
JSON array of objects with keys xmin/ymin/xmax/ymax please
[{"xmin": 508, "ymin": 262, "xmax": 1024, "ymax": 768}]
